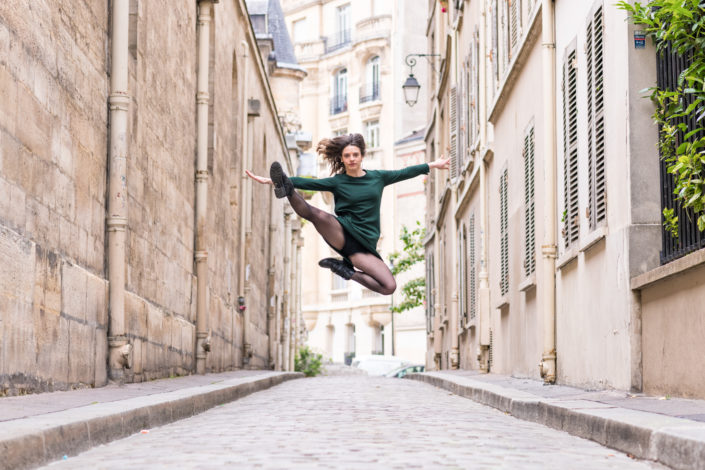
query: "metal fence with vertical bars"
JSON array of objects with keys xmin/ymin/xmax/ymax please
[{"xmin": 657, "ymin": 44, "xmax": 705, "ymax": 264}]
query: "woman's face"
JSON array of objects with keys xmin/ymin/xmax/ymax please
[{"xmin": 341, "ymin": 145, "xmax": 363, "ymax": 172}]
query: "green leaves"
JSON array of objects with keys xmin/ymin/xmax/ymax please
[
  {"xmin": 619, "ymin": 0, "xmax": 705, "ymax": 237},
  {"xmin": 388, "ymin": 221, "xmax": 426, "ymax": 314},
  {"xmin": 294, "ymin": 346, "xmax": 323, "ymax": 377}
]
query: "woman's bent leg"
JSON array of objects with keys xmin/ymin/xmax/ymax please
[
  {"xmin": 287, "ymin": 190, "xmax": 345, "ymax": 251},
  {"xmin": 348, "ymin": 252, "xmax": 396, "ymax": 295}
]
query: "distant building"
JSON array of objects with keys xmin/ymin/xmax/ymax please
[{"xmin": 281, "ymin": 0, "xmax": 429, "ymax": 364}]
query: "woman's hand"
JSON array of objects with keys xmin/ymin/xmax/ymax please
[
  {"xmin": 429, "ymin": 155, "xmax": 451, "ymax": 170},
  {"xmin": 245, "ymin": 169, "xmax": 273, "ymax": 185}
]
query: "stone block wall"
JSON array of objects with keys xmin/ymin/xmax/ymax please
[{"xmin": 0, "ymin": 0, "xmax": 293, "ymax": 395}]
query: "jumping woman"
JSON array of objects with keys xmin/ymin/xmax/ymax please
[{"xmin": 246, "ymin": 133, "xmax": 450, "ymax": 295}]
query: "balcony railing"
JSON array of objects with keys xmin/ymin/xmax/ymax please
[
  {"xmin": 359, "ymin": 83, "xmax": 380, "ymax": 104},
  {"xmin": 657, "ymin": 43, "xmax": 705, "ymax": 264},
  {"xmin": 329, "ymin": 95, "xmax": 348, "ymax": 115},
  {"xmin": 324, "ymin": 29, "xmax": 351, "ymax": 53}
]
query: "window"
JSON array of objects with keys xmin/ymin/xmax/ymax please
[
  {"xmin": 336, "ymin": 4, "xmax": 351, "ymax": 44},
  {"xmin": 469, "ymin": 30, "xmax": 480, "ymax": 147},
  {"xmin": 469, "ymin": 214, "xmax": 477, "ymax": 319},
  {"xmin": 250, "ymin": 14, "xmax": 266, "ymax": 34},
  {"xmin": 562, "ymin": 43, "xmax": 579, "ymax": 248},
  {"xmin": 509, "ymin": 0, "xmax": 521, "ymax": 58},
  {"xmin": 500, "ymin": 168, "xmax": 509, "ymax": 296},
  {"xmin": 333, "ymin": 128, "xmax": 348, "ymax": 137},
  {"xmin": 365, "ymin": 120, "xmax": 380, "ymax": 149},
  {"xmin": 449, "ymin": 85, "xmax": 459, "ymax": 179},
  {"xmin": 491, "ymin": 0, "xmax": 499, "ymax": 84},
  {"xmin": 523, "ymin": 125, "xmax": 536, "ymax": 276},
  {"xmin": 292, "ymin": 17, "xmax": 307, "ymax": 43},
  {"xmin": 426, "ymin": 251, "xmax": 435, "ymax": 333},
  {"xmin": 332, "ymin": 272, "xmax": 347, "ymax": 290},
  {"xmin": 458, "ymin": 225, "xmax": 466, "ymax": 328},
  {"xmin": 586, "ymin": 6, "xmax": 606, "ymax": 230},
  {"xmin": 361, "ymin": 56, "xmax": 380, "ymax": 103},
  {"xmin": 330, "ymin": 68, "xmax": 348, "ymax": 115}
]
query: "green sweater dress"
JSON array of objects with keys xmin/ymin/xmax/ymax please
[{"xmin": 289, "ymin": 163, "xmax": 430, "ymax": 259}]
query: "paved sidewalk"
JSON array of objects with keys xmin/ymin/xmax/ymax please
[
  {"xmin": 409, "ymin": 371, "xmax": 705, "ymax": 470},
  {"xmin": 0, "ymin": 370, "xmax": 302, "ymax": 470}
]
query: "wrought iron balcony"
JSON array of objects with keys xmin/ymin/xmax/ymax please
[
  {"xmin": 329, "ymin": 95, "xmax": 348, "ymax": 115},
  {"xmin": 359, "ymin": 83, "xmax": 380, "ymax": 104},
  {"xmin": 324, "ymin": 29, "xmax": 351, "ymax": 54}
]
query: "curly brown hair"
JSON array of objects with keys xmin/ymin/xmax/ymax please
[{"xmin": 316, "ymin": 133, "xmax": 366, "ymax": 175}]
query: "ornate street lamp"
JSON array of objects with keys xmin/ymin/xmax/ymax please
[
  {"xmin": 402, "ymin": 74, "xmax": 421, "ymax": 107},
  {"xmin": 402, "ymin": 53, "xmax": 440, "ymax": 107}
]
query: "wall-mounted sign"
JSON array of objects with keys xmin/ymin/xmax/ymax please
[{"xmin": 634, "ymin": 30, "xmax": 646, "ymax": 49}]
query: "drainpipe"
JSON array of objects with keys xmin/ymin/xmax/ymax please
[
  {"xmin": 292, "ymin": 228, "xmax": 303, "ymax": 369},
  {"xmin": 289, "ymin": 219, "xmax": 300, "ymax": 371},
  {"xmin": 238, "ymin": 40, "xmax": 252, "ymax": 365},
  {"xmin": 107, "ymin": 0, "xmax": 132, "ymax": 381},
  {"xmin": 475, "ymin": 0, "xmax": 491, "ymax": 372},
  {"xmin": 539, "ymin": 0, "xmax": 557, "ymax": 383},
  {"xmin": 266, "ymin": 190, "xmax": 276, "ymax": 369},
  {"xmin": 282, "ymin": 209, "xmax": 292, "ymax": 370},
  {"xmin": 194, "ymin": 0, "xmax": 215, "ymax": 374}
]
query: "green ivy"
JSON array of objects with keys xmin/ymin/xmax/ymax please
[
  {"xmin": 388, "ymin": 221, "xmax": 426, "ymax": 314},
  {"xmin": 617, "ymin": 0, "xmax": 705, "ymax": 235}
]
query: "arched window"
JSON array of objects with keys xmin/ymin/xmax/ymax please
[
  {"xmin": 330, "ymin": 68, "xmax": 348, "ymax": 114},
  {"xmin": 360, "ymin": 56, "xmax": 380, "ymax": 103}
]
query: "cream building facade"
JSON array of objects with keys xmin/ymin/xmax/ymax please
[
  {"xmin": 281, "ymin": 0, "xmax": 429, "ymax": 364},
  {"xmin": 0, "ymin": 0, "xmax": 304, "ymax": 395},
  {"xmin": 425, "ymin": 0, "xmax": 705, "ymax": 399}
]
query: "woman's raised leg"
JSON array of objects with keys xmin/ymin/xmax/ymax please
[
  {"xmin": 348, "ymin": 252, "xmax": 396, "ymax": 295},
  {"xmin": 287, "ymin": 189, "xmax": 346, "ymax": 251}
]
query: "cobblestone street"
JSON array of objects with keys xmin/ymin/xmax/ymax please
[{"xmin": 42, "ymin": 376, "xmax": 667, "ymax": 469}]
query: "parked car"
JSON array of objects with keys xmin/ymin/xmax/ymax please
[
  {"xmin": 384, "ymin": 364, "xmax": 425, "ymax": 378},
  {"xmin": 350, "ymin": 355, "xmax": 409, "ymax": 376}
]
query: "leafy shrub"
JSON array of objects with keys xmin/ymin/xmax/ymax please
[{"xmin": 294, "ymin": 346, "xmax": 323, "ymax": 377}]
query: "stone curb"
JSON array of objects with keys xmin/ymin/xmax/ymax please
[
  {"xmin": 408, "ymin": 372, "xmax": 705, "ymax": 470},
  {"xmin": 0, "ymin": 371, "xmax": 303, "ymax": 470}
]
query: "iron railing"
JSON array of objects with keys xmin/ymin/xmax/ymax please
[
  {"xmin": 329, "ymin": 94, "xmax": 348, "ymax": 115},
  {"xmin": 324, "ymin": 29, "xmax": 351, "ymax": 53},
  {"xmin": 359, "ymin": 83, "xmax": 380, "ymax": 103},
  {"xmin": 657, "ymin": 44, "xmax": 705, "ymax": 264}
]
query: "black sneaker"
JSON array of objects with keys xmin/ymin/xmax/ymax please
[
  {"xmin": 319, "ymin": 258, "xmax": 355, "ymax": 280},
  {"xmin": 270, "ymin": 161, "xmax": 293, "ymax": 199}
]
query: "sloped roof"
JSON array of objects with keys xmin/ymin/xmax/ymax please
[{"xmin": 246, "ymin": 0, "xmax": 299, "ymax": 68}]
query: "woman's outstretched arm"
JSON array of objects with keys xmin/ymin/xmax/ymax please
[
  {"xmin": 245, "ymin": 169, "xmax": 273, "ymax": 185},
  {"xmin": 380, "ymin": 155, "xmax": 451, "ymax": 186}
]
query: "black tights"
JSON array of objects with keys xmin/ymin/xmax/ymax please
[{"xmin": 287, "ymin": 190, "xmax": 396, "ymax": 295}]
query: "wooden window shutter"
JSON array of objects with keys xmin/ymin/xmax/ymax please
[
  {"xmin": 562, "ymin": 46, "xmax": 579, "ymax": 247},
  {"xmin": 458, "ymin": 226, "xmax": 466, "ymax": 328},
  {"xmin": 469, "ymin": 213, "xmax": 477, "ymax": 319},
  {"xmin": 500, "ymin": 169, "xmax": 509, "ymax": 296},
  {"xmin": 450, "ymin": 85, "xmax": 459, "ymax": 179},
  {"xmin": 523, "ymin": 125, "xmax": 536, "ymax": 276},
  {"xmin": 510, "ymin": 0, "xmax": 521, "ymax": 58},
  {"xmin": 587, "ymin": 5, "xmax": 606, "ymax": 229},
  {"xmin": 491, "ymin": 0, "xmax": 499, "ymax": 83}
]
